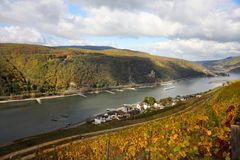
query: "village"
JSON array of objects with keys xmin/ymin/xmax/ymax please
[{"xmin": 91, "ymin": 92, "xmax": 203, "ymax": 125}]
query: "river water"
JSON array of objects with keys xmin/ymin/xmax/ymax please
[{"xmin": 1, "ymin": 74, "xmax": 240, "ymax": 144}]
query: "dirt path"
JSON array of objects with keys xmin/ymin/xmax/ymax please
[{"xmin": 0, "ymin": 95, "xmax": 210, "ymax": 160}]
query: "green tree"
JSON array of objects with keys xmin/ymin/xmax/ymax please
[{"xmin": 144, "ymin": 96, "xmax": 156, "ymax": 106}]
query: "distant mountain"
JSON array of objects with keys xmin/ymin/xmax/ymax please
[
  {"xmin": 196, "ymin": 56, "xmax": 240, "ymax": 73},
  {"xmin": 0, "ymin": 43, "xmax": 213, "ymax": 96},
  {"xmin": 55, "ymin": 45, "xmax": 115, "ymax": 50},
  {"xmin": 230, "ymin": 67, "xmax": 240, "ymax": 73}
]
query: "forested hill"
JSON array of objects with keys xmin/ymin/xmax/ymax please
[
  {"xmin": 0, "ymin": 43, "xmax": 213, "ymax": 96},
  {"xmin": 196, "ymin": 56, "xmax": 240, "ymax": 73}
]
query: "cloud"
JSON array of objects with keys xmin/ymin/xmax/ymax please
[
  {"xmin": 0, "ymin": 0, "xmax": 74, "ymax": 38},
  {"xmin": 67, "ymin": 39, "xmax": 95, "ymax": 46},
  {"xmin": 0, "ymin": 0, "xmax": 182, "ymax": 38},
  {"xmin": 78, "ymin": 8, "xmax": 183, "ymax": 37},
  {"xmin": 70, "ymin": 0, "xmax": 240, "ymax": 42},
  {"xmin": 1, "ymin": 0, "xmax": 239, "ymax": 42},
  {"xmin": 0, "ymin": 0, "xmax": 240, "ymax": 60},
  {"xmin": 137, "ymin": 39, "xmax": 240, "ymax": 60},
  {"xmin": 70, "ymin": 0, "xmax": 149, "ymax": 11},
  {"xmin": 0, "ymin": 26, "xmax": 45, "ymax": 44}
]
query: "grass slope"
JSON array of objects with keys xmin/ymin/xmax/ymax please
[{"xmin": 0, "ymin": 43, "xmax": 212, "ymax": 96}]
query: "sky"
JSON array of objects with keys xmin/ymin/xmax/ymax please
[{"xmin": 0, "ymin": 0, "xmax": 240, "ymax": 60}]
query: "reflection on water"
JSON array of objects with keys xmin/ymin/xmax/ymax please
[{"xmin": 0, "ymin": 73, "xmax": 240, "ymax": 144}]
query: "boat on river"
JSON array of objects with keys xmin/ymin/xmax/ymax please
[
  {"xmin": 163, "ymin": 86, "xmax": 175, "ymax": 91},
  {"xmin": 161, "ymin": 81, "xmax": 175, "ymax": 86},
  {"xmin": 126, "ymin": 88, "xmax": 136, "ymax": 90},
  {"xmin": 105, "ymin": 90, "xmax": 115, "ymax": 94}
]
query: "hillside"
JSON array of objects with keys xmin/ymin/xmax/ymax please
[
  {"xmin": 197, "ymin": 56, "xmax": 240, "ymax": 73},
  {"xmin": 0, "ymin": 43, "xmax": 212, "ymax": 96},
  {"xmin": 34, "ymin": 81, "xmax": 240, "ymax": 160}
]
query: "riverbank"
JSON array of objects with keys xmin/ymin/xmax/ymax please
[
  {"xmin": 0, "ymin": 73, "xmax": 218, "ymax": 105},
  {"xmin": 0, "ymin": 93, "xmax": 87, "ymax": 105},
  {"xmin": 0, "ymin": 81, "xmax": 168, "ymax": 105}
]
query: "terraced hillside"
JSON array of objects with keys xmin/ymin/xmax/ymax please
[{"xmin": 0, "ymin": 43, "xmax": 212, "ymax": 96}]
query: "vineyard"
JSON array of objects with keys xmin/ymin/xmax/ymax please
[{"xmin": 35, "ymin": 81, "xmax": 240, "ymax": 160}]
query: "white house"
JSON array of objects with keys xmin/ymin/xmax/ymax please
[
  {"xmin": 109, "ymin": 114, "xmax": 119, "ymax": 120},
  {"xmin": 69, "ymin": 82, "xmax": 77, "ymax": 88},
  {"xmin": 154, "ymin": 103, "xmax": 166, "ymax": 109},
  {"xmin": 136, "ymin": 104, "xmax": 142, "ymax": 111},
  {"xmin": 196, "ymin": 95, "xmax": 202, "ymax": 98},
  {"xmin": 143, "ymin": 103, "xmax": 151, "ymax": 110},
  {"xmin": 93, "ymin": 117, "xmax": 106, "ymax": 124},
  {"xmin": 159, "ymin": 105, "xmax": 165, "ymax": 109},
  {"xmin": 117, "ymin": 106, "xmax": 128, "ymax": 113},
  {"xmin": 117, "ymin": 105, "xmax": 135, "ymax": 113},
  {"xmin": 105, "ymin": 116, "xmax": 112, "ymax": 122},
  {"xmin": 93, "ymin": 118, "xmax": 102, "ymax": 124},
  {"xmin": 107, "ymin": 112, "xmax": 120, "ymax": 120},
  {"xmin": 180, "ymin": 98, "xmax": 186, "ymax": 101}
]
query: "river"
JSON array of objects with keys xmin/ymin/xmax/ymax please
[{"xmin": 1, "ymin": 73, "xmax": 240, "ymax": 144}]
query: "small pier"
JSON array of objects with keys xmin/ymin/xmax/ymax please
[
  {"xmin": 35, "ymin": 98, "xmax": 42, "ymax": 104},
  {"xmin": 116, "ymin": 89, "xmax": 124, "ymax": 92},
  {"xmin": 105, "ymin": 90, "xmax": 115, "ymax": 94},
  {"xmin": 126, "ymin": 88, "xmax": 136, "ymax": 91},
  {"xmin": 163, "ymin": 86, "xmax": 175, "ymax": 91},
  {"xmin": 78, "ymin": 93, "xmax": 87, "ymax": 97}
]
